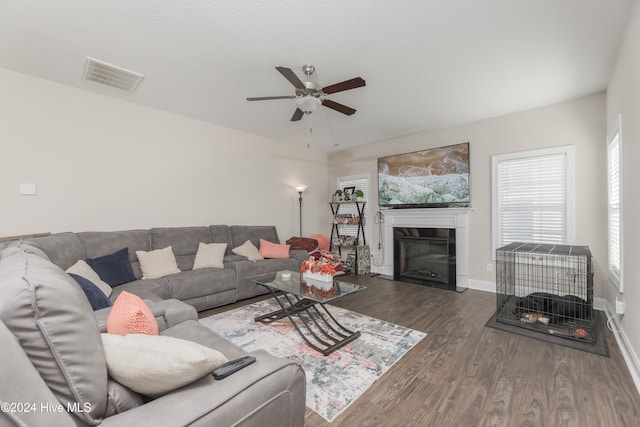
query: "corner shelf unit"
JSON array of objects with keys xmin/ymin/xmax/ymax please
[{"xmin": 329, "ymin": 200, "xmax": 367, "ymax": 254}]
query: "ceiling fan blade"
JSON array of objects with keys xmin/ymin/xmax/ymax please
[
  {"xmin": 291, "ymin": 108, "xmax": 304, "ymax": 121},
  {"xmin": 246, "ymin": 95, "xmax": 295, "ymax": 101},
  {"xmin": 322, "ymin": 99, "xmax": 356, "ymax": 116},
  {"xmin": 322, "ymin": 77, "xmax": 366, "ymax": 95},
  {"xmin": 276, "ymin": 66, "xmax": 305, "ymax": 90}
]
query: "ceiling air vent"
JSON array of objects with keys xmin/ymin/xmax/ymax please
[{"xmin": 82, "ymin": 57, "xmax": 144, "ymax": 92}]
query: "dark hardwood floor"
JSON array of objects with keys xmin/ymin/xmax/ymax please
[{"xmin": 201, "ymin": 275, "xmax": 640, "ymax": 427}]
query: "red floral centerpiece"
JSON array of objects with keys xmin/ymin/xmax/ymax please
[{"xmin": 301, "ymin": 256, "xmax": 336, "ymax": 283}]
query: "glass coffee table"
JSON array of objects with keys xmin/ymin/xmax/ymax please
[{"xmin": 247, "ymin": 270, "xmax": 366, "ymax": 356}]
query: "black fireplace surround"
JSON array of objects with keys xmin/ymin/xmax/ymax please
[{"xmin": 393, "ymin": 227, "xmax": 456, "ymax": 291}]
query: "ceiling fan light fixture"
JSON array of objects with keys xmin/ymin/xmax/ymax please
[{"xmin": 294, "ymin": 96, "xmax": 321, "ymax": 114}]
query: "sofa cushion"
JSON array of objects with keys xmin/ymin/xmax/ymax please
[
  {"xmin": 232, "ymin": 240, "xmax": 264, "ymax": 261},
  {"xmin": 193, "ymin": 242, "xmax": 227, "ymax": 269},
  {"xmin": 69, "ymin": 273, "xmax": 113, "ymax": 311},
  {"xmin": 162, "ymin": 319, "xmax": 246, "ymax": 360},
  {"xmin": 311, "ymin": 233, "xmax": 331, "ymax": 251},
  {"xmin": 66, "ymin": 259, "xmax": 112, "ymax": 297},
  {"xmin": 166, "ymin": 268, "xmax": 236, "ymax": 301},
  {"xmin": 101, "ymin": 333, "xmax": 228, "ymax": 397},
  {"xmin": 77, "ymin": 230, "xmax": 151, "ymax": 280},
  {"xmin": 0, "ymin": 242, "xmax": 108, "ymax": 425},
  {"xmin": 25, "ymin": 232, "xmax": 86, "ymax": 270},
  {"xmin": 230, "ymin": 225, "xmax": 280, "ymax": 249},
  {"xmin": 107, "ymin": 291, "xmax": 159, "ymax": 336},
  {"xmin": 259, "ymin": 239, "xmax": 290, "ymax": 259},
  {"xmin": 229, "ymin": 257, "xmax": 298, "ymax": 301},
  {"xmin": 88, "ymin": 247, "xmax": 136, "ymax": 286},
  {"xmin": 136, "ymin": 246, "xmax": 181, "ymax": 279},
  {"xmin": 105, "ymin": 379, "xmax": 144, "ymax": 417},
  {"xmin": 109, "ymin": 278, "xmax": 170, "ymax": 302},
  {"xmin": 209, "ymin": 225, "xmax": 233, "ymax": 255},
  {"xmin": 150, "ymin": 226, "xmax": 211, "ymax": 271},
  {"xmin": 0, "ymin": 319, "xmax": 77, "ymax": 427}
]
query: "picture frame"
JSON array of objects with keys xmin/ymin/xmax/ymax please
[
  {"xmin": 343, "ymin": 235, "xmax": 356, "ymax": 246},
  {"xmin": 345, "ymin": 253, "xmax": 356, "ymax": 269},
  {"xmin": 343, "ymin": 186, "xmax": 356, "ymax": 201}
]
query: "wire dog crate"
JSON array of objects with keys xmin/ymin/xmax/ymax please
[{"xmin": 496, "ymin": 243, "xmax": 594, "ymax": 343}]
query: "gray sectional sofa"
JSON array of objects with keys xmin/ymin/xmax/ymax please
[
  {"xmin": 0, "ymin": 225, "xmax": 308, "ymax": 426},
  {"xmin": 19, "ymin": 224, "xmax": 308, "ymax": 311}
]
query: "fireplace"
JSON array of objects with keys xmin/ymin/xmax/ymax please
[
  {"xmin": 394, "ymin": 227, "xmax": 456, "ymax": 290},
  {"xmin": 376, "ymin": 208, "xmax": 471, "ymax": 290}
]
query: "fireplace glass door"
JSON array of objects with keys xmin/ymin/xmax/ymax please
[{"xmin": 393, "ymin": 227, "xmax": 456, "ymax": 290}]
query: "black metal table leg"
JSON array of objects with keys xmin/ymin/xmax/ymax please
[{"xmin": 254, "ymin": 285, "xmax": 361, "ymax": 356}]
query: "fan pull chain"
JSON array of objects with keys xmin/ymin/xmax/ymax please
[{"xmin": 307, "ymin": 127, "xmax": 312, "ymax": 148}]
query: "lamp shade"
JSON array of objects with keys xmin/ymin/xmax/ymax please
[
  {"xmin": 294, "ymin": 96, "xmax": 321, "ymax": 113},
  {"xmin": 295, "ymin": 184, "xmax": 308, "ymax": 193}
]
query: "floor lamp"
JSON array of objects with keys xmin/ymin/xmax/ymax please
[{"xmin": 294, "ymin": 184, "xmax": 308, "ymax": 237}]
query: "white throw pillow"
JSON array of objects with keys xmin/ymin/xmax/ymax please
[
  {"xmin": 193, "ymin": 242, "xmax": 227, "ymax": 270},
  {"xmin": 232, "ymin": 240, "xmax": 264, "ymax": 261},
  {"xmin": 101, "ymin": 333, "xmax": 228, "ymax": 397},
  {"xmin": 135, "ymin": 246, "xmax": 181, "ymax": 279},
  {"xmin": 66, "ymin": 260, "xmax": 112, "ymax": 297}
]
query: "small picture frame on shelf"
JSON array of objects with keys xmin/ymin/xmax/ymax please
[
  {"xmin": 343, "ymin": 186, "xmax": 355, "ymax": 201},
  {"xmin": 343, "ymin": 236, "xmax": 356, "ymax": 246},
  {"xmin": 345, "ymin": 253, "xmax": 356, "ymax": 269}
]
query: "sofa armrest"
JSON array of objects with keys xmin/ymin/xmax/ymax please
[
  {"xmin": 95, "ymin": 299, "xmax": 197, "ymax": 333},
  {"xmin": 289, "ymin": 249, "xmax": 308, "ymax": 268},
  {"xmin": 98, "ymin": 350, "xmax": 306, "ymax": 427}
]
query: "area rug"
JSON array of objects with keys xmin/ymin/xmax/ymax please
[
  {"xmin": 485, "ymin": 310, "xmax": 609, "ymax": 357},
  {"xmin": 199, "ymin": 299, "xmax": 426, "ymax": 422}
]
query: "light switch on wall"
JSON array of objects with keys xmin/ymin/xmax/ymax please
[{"xmin": 19, "ymin": 183, "xmax": 37, "ymax": 195}]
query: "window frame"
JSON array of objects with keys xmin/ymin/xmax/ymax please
[
  {"xmin": 491, "ymin": 145, "xmax": 576, "ymax": 258},
  {"xmin": 607, "ymin": 115, "xmax": 623, "ymax": 292}
]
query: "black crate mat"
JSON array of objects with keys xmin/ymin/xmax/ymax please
[{"xmin": 485, "ymin": 309, "xmax": 609, "ymax": 357}]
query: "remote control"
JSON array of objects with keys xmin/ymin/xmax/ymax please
[{"xmin": 212, "ymin": 356, "xmax": 256, "ymax": 380}]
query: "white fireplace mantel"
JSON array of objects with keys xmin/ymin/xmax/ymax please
[{"xmin": 376, "ymin": 208, "xmax": 472, "ymax": 289}]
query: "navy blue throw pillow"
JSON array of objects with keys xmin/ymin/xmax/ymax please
[
  {"xmin": 86, "ymin": 247, "xmax": 136, "ymax": 287},
  {"xmin": 69, "ymin": 273, "xmax": 112, "ymax": 311}
]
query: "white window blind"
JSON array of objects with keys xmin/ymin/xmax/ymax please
[
  {"xmin": 492, "ymin": 146, "xmax": 575, "ymax": 255},
  {"xmin": 608, "ymin": 120, "xmax": 622, "ymax": 291},
  {"xmin": 337, "ymin": 175, "xmax": 370, "ymax": 245}
]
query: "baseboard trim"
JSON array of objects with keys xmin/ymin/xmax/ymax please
[
  {"xmin": 467, "ymin": 279, "xmax": 496, "ymax": 293},
  {"xmin": 602, "ymin": 301, "xmax": 640, "ymax": 396}
]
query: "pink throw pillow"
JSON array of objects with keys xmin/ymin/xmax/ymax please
[
  {"xmin": 107, "ymin": 291, "xmax": 159, "ymax": 336},
  {"xmin": 311, "ymin": 233, "xmax": 330, "ymax": 251},
  {"xmin": 259, "ymin": 239, "xmax": 290, "ymax": 259}
]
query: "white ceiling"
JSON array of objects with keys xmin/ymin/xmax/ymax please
[{"xmin": 0, "ymin": 0, "xmax": 632, "ymax": 151}]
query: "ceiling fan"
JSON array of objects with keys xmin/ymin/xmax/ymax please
[{"xmin": 246, "ymin": 65, "xmax": 366, "ymax": 121}]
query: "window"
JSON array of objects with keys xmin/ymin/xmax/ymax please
[
  {"xmin": 492, "ymin": 146, "xmax": 575, "ymax": 256},
  {"xmin": 608, "ymin": 116, "xmax": 623, "ymax": 292},
  {"xmin": 337, "ymin": 174, "xmax": 370, "ymax": 245}
]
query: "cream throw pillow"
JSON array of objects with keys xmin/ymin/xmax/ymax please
[
  {"xmin": 66, "ymin": 260, "xmax": 112, "ymax": 297},
  {"xmin": 135, "ymin": 246, "xmax": 181, "ymax": 279},
  {"xmin": 193, "ymin": 242, "xmax": 227, "ymax": 269},
  {"xmin": 232, "ymin": 240, "xmax": 264, "ymax": 261},
  {"xmin": 101, "ymin": 333, "xmax": 228, "ymax": 397}
]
